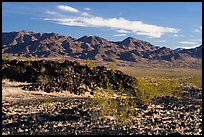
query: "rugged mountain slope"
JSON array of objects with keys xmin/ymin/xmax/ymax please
[
  {"xmin": 173, "ymin": 48, "xmax": 184, "ymax": 53},
  {"xmin": 2, "ymin": 31, "xmax": 202, "ymax": 63},
  {"xmin": 114, "ymin": 37, "xmax": 160, "ymax": 52},
  {"xmin": 2, "ymin": 31, "xmax": 79, "ymax": 57},
  {"xmin": 177, "ymin": 45, "xmax": 202, "ymax": 58}
]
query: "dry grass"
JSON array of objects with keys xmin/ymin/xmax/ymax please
[
  {"xmin": 90, "ymin": 64, "xmax": 202, "ymax": 124},
  {"xmin": 117, "ymin": 66, "xmax": 202, "ymax": 88},
  {"xmin": 117, "ymin": 66, "xmax": 201, "ymax": 79}
]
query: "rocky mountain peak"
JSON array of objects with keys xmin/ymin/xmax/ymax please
[
  {"xmin": 2, "ymin": 31, "xmax": 202, "ymax": 64},
  {"xmin": 77, "ymin": 35, "xmax": 109, "ymax": 45},
  {"xmin": 121, "ymin": 37, "xmax": 138, "ymax": 44}
]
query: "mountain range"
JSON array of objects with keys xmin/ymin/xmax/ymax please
[{"xmin": 2, "ymin": 31, "xmax": 202, "ymax": 63}]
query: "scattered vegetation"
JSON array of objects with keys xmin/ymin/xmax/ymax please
[
  {"xmin": 2, "ymin": 54, "xmax": 10, "ymax": 61},
  {"xmin": 107, "ymin": 61, "xmax": 117, "ymax": 71},
  {"xmin": 40, "ymin": 67, "xmax": 46, "ymax": 73},
  {"xmin": 34, "ymin": 54, "xmax": 39, "ymax": 59},
  {"xmin": 91, "ymin": 88, "xmax": 137, "ymax": 126},
  {"xmin": 2, "ymin": 57, "xmax": 202, "ymax": 126},
  {"xmin": 42, "ymin": 98, "xmax": 52, "ymax": 103},
  {"xmin": 16, "ymin": 54, "xmax": 27, "ymax": 60},
  {"xmin": 37, "ymin": 75, "xmax": 50, "ymax": 83},
  {"xmin": 118, "ymin": 66, "xmax": 202, "ymax": 89},
  {"xmin": 23, "ymin": 61, "xmax": 32, "ymax": 67},
  {"xmin": 136, "ymin": 77, "xmax": 183, "ymax": 104},
  {"xmin": 179, "ymin": 77, "xmax": 202, "ymax": 88},
  {"xmin": 87, "ymin": 64, "xmax": 202, "ymax": 125},
  {"xmin": 86, "ymin": 58, "xmax": 95, "ymax": 68}
]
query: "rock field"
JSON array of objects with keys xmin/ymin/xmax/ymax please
[
  {"xmin": 2, "ymin": 59, "xmax": 202, "ymax": 135},
  {"xmin": 2, "ymin": 93, "xmax": 202, "ymax": 135},
  {"xmin": 2, "ymin": 59, "xmax": 137, "ymax": 96}
]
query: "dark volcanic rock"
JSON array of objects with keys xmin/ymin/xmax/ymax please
[
  {"xmin": 2, "ymin": 59, "xmax": 138, "ymax": 95},
  {"xmin": 2, "ymin": 95, "xmax": 202, "ymax": 135}
]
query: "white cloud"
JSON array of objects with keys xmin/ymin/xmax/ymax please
[
  {"xmin": 190, "ymin": 39, "xmax": 202, "ymax": 42},
  {"xmin": 173, "ymin": 34, "xmax": 179, "ymax": 37},
  {"xmin": 194, "ymin": 26, "xmax": 202, "ymax": 33},
  {"xmin": 44, "ymin": 16, "xmax": 179, "ymax": 38},
  {"xmin": 177, "ymin": 40, "xmax": 200, "ymax": 49},
  {"xmin": 173, "ymin": 34, "xmax": 184, "ymax": 37},
  {"xmin": 116, "ymin": 29, "xmax": 130, "ymax": 33},
  {"xmin": 178, "ymin": 41, "xmax": 198, "ymax": 45},
  {"xmin": 157, "ymin": 40, "xmax": 166, "ymax": 42},
  {"xmin": 46, "ymin": 10, "xmax": 65, "ymax": 18},
  {"xmin": 81, "ymin": 12, "xmax": 90, "ymax": 16},
  {"xmin": 194, "ymin": 29, "xmax": 200, "ymax": 33},
  {"xmin": 46, "ymin": 10, "xmax": 58, "ymax": 15},
  {"xmin": 113, "ymin": 34, "xmax": 127, "ymax": 37},
  {"xmin": 44, "ymin": 18, "xmax": 86, "ymax": 26},
  {"xmin": 178, "ymin": 45, "xmax": 198, "ymax": 49},
  {"xmin": 84, "ymin": 8, "xmax": 90, "ymax": 11},
  {"xmin": 57, "ymin": 5, "xmax": 79, "ymax": 13}
]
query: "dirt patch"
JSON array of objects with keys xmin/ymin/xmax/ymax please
[{"xmin": 2, "ymin": 79, "xmax": 92, "ymax": 103}]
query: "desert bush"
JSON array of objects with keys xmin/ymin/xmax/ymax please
[
  {"xmin": 86, "ymin": 58, "xmax": 95, "ymax": 68},
  {"xmin": 40, "ymin": 67, "xmax": 46, "ymax": 73},
  {"xmin": 42, "ymin": 98, "xmax": 52, "ymax": 103},
  {"xmin": 136, "ymin": 78, "xmax": 158, "ymax": 104},
  {"xmin": 16, "ymin": 54, "xmax": 28, "ymax": 60},
  {"xmin": 105, "ymin": 79, "xmax": 112, "ymax": 89},
  {"xmin": 23, "ymin": 61, "xmax": 32, "ymax": 67},
  {"xmin": 92, "ymin": 88, "xmax": 137, "ymax": 126},
  {"xmin": 136, "ymin": 77, "xmax": 183, "ymax": 104},
  {"xmin": 38, "ymin": 75, "xmax": 50, "ymax": 83},
  {"xmin": 193, "ymin": 79, "xmax": 202, "ymax": 88},
  {"xmin": 180, "ymin": 77, "xmax": 202, "ymax": 88},
  {"xmin": 34, "ymin": 54, "xmax": 38, "ymax": 59},
  {"xmin": 2, "ymin": 54, "xmax": 10, "ymax": 61}
]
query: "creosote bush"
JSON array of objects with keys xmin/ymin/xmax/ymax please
[
  {"xmin": 92, "ymin": 88, "xmax": 137, "ymax": 126},
  {"xmin": 38, "ymin": 75, "xmax": 50, "ymax": 83},
  {"xmin": 136, "ymin": 77, "xmax": 183, "ymax": 104},
  {"xmin": 34, "ymin": 54, "xmax": 38, "ymax": 59},
  {"xmin": 23, "ymin": 61, "xmax": 32, "ymax": 67},
  {"xmin": 42, "ymin": 98, "xmax": 52, "ymax": 103},
  {"xmin": 2, "ymin": 54, "xmax": 10, "ymax": 61},
  {"xmin": 86, "ymin": 58, "xmax": 95, "ymax": 68}
]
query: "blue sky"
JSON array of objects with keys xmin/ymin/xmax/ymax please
[{"xmin": 2, "ymin": 2, "xmax": 202, "ymax": 49}]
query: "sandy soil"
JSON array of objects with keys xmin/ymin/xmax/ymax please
[{"xmin": 2, "ymin": 79, "xmax": 92, "ymax": 103}]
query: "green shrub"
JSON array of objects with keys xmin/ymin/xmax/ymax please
[
  {"xmin": 42, "ymin": 98, "xmax": 52, "ymax": 103},
  {"xmin": 23, "ymin": 61, "xmax": 32, "ymax": 67},
  {"xmin": 92, "ymin": 89, "xmax": 137, "ymax": 126},
  {"xmin": 40, "ymin": 67, "xmax": 46, "ymax": 73},
  {"xmin": 2, "ymin": 54, "xmax": 10, "ymax": 61},
  {"xmin": 38, "ymin": 75, "xmax": 50, "ymax": 83},
  {"xmin": 136, "ymin": 77, "xmax": 183, "ymax": 104},
  {"xmin": 105, "ymin": 79, "xmax": 112, "ymax": 89},
  {"xmin": 86, "ymin": 58, "xmax": 95, "ymax": 68},
  {"xmin": 34, "ymin": 54, "xmax": 38, "ymax": 59}
]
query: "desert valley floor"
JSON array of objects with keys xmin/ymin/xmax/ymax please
[{"xmin": 2, "ymin": 59, "xmax": 202, "ymax": 135}]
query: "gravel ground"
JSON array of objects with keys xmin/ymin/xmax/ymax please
[{"xmin": 2, "ymin": 81, "xmax": 202, "ymax": 135}]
